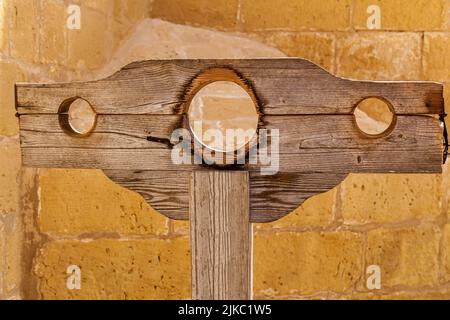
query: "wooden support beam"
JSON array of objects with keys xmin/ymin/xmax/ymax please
[{"xmin": 190, "ymin": 171, "xmax": 251, "ymax": 300}]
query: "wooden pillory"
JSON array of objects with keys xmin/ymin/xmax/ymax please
[{"xmin": 16, "ymin": 59, "xmax": 446, "ymax": 299}]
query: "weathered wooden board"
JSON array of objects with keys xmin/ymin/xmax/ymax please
[
  {"xmin": 20, "ymin": 147, "xmax": 442, "ymax": 173},
  {"xmin": 20, "ymin": 115, "xmax": 441, "ymax": 171},
  {"xmin": 20, "ymin": 114, "xmax": 181, "ymax": 149},
  {"xmin": 105, "ymin": 170, "xmax": 346, "ymax": 222},
  {"xmin": 190, "ymin": 171, "xmax": 251, "ymax": 299},
  {"xmin": 16, "ymin": 59, "xmax": 443, "ymax": 115},
  {"xmin": 15, "ymin": 58, "xmax": 445, "ymax": 223},
  {"xmin": 20, "ymin": 114, "xmax": 439, "ymax": 150}
]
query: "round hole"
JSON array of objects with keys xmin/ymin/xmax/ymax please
[
  {"xmin": 187, "ymin": 81, "xmax": 259, "ymax": 153},
  {"xmin": 354, "ymin": 97, "xmax": 395, "ymax": 136},
  {"xmin": 59, "ymin": 98, "xmax": 97, "ymax": 136}
]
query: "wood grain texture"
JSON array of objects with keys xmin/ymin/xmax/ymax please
[
  {"xmin": 20, "ymin": 114, "xmax": 181, "ymax": 149},
  {"xmin": 104, "ymin": 170, "xmax": 346, "ymax": 223},
  {"xmin": 15, "ymin": 58, "xmax": 445, "ymax": 222},
  {"xmin": 249, "ymin": 172, "xmax": 347, "ymax": 222},
  {"xmin": 106, "ymin": 170, "xmax": 190, "ymax": 217},
  {"xmin": 20, "ymin": 115, "xmax": 442, "ymax": 173},
  {"xmin": 16, "ymin": 59, "xmax": 444, "ymax": 115},
  {"xmin": 20, "ymin": 114, "xmax": 440, "ymax": 151},
  {"xmin": 22, "ymin": 143, "xmax": 441, "ymax": 173},
  {"xmin": 190, "ymin": 171, "xmax": 251, "ymax": 300}
]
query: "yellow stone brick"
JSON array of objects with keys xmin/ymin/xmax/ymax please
[
  {"xmin": 366, "ymin": 225, "xmax": 440, "ymax": 288},
  {"xmin": 151, "ymin": 0, "xmax": 238, "ymax": 31},
  {"xmin": 355, "ymin": 97, "xmax": 394, "ymax": 128},
  {"xmin": 262, "ymin": 32, "xmax": 335, "ymax": 72},
  {"xmin": 111, "ymin": 0, "xmax": 149, "ymax": 51},
  {"xmin": 340, "ymin": 174, "xmax": 442, "ymax": 224},
  {"xmin": 39, "ymin": 169, "xmax": 169, "ymax": 237},
  {"xmin": 9, "ymin": 0, "xmax": 39, "ymax": 63},
  {"xmin": 0, "ymin": 60, "xmax": 25, "ymax": 136},
  {"xmin": 172, "ymin": 220, "xmax": 190, "ymax": 235},
  {"xmin": 0, "ymin": 0, "xmax": 9, "ymax": 54},
  {"xmin": 423, "ymin": 33, "xmax": 450, "ymax": 81},
  {"xmin": 0, "ymin": 217, "xmax": 4, "ymax": 295},
  {"xmin": 353, "ymin": 0, "xmax": 447, "ymax": 31},
  {"xmin": 447, "ymin": 177, "xmax": 450, "ymax": 220},
  {"xmin": 111, "ymin": 20, "xmax": 129, "ymax": 52},
  {"xmin": 0, "ymin": 139, "xmax": 21, "ymax": 215},
  {"xmin": 253, "ymin": 231, "xmax": 363, "ymax": 296},
  {"xmin": 240, "ymin": 0, "xmax": 351, "ymax": 32},
  {"xmin": 255, "ymin": 188, "xmax": 336, "ymax": 230},
  {"xmin": 67, "ymin": 8, "xmax": 110, "ymax": 70},
  {"xmin": 113, "ymin": 0, "xmax": 149, "ymax": 25},
  {"xmin": 441, "ymin": 225, "xmax": 450, "ymax": 281},
  {"xmin": 336, "ymin": 32, "xmax": 421, "ymax": 80},
  {"xmin": 349, "ymin": 290, "xmax": 450, "ymax": 300},
  {"xmin": 34, "ymin": 238, "xmax": 191, "ymax": 299},
  {"xmin": 81, "ymin": 0, "xmax": 111, "ymax": 14},
  {"xmin": 40, "ymin": 0, "xmax": 66, "ymax": 65},
  {"xmin": 4, "ymin": 214, "xmax": 22, "ymax": 294}
]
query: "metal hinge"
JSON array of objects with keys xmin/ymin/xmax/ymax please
[{"xmin": 441, "ymin": 113, "xmax": 449, "ymax": 164}]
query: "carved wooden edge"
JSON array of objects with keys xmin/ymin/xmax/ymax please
[
  {"xmin": 16, "ymin": 59, "xmax": 444, "ymax": 115},
  {"xmin": 104, "ymin": 170, "xmax": 348, "ymax": 223}
]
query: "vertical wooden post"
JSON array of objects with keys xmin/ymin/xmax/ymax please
[{"xmin": 190, "ymin": 171, "xmax": 251, "ymax": 300}]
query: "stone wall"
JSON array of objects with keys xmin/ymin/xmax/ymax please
[
  {"xmin": 0, "ymin": 0, "xmax": 151, "ymax": 300},
  {"xmin": 0, "ymin": 0, "xmax": 450, "ymax": 299}
]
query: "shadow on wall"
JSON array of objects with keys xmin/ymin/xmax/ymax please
[{"xmin": 98, "ymin": 18, "xmax": 285, "ymax": 77}]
